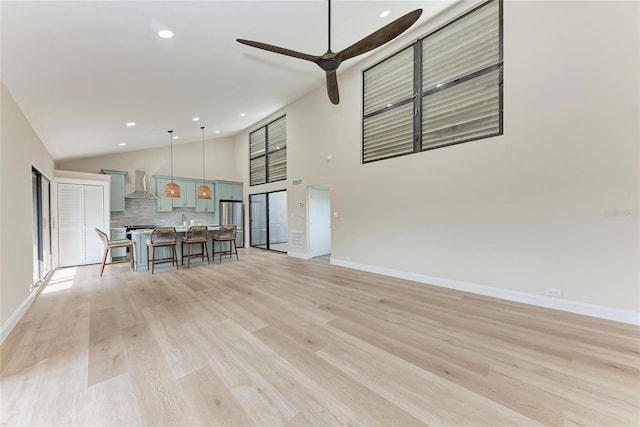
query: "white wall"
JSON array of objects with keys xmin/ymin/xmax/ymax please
[
  {"xmin": 237, "ymin": 0, "xmax": 640, "ymax": 319},
  {"xmin": 57, "ymin": 136, "xmax": 240, "ymax": 195},
  {"xmin": 0, "ymin": 82, "xmax": 55, "ymax": 335}
]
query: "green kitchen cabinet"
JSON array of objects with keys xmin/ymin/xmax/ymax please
[
  {"xmin": 172, "ymin": 179, "xmax": 196, "ymax": 208},
  {"xmin": 101, "ymin": 169, "xmax": 127, "ymax": 212},
  {"xmin": 217, "ymin": 181, "xmax": 243, "ymax": 201},
  {"xmin": 195, "ymin": 182, "xmax": 216, "ymax": 212},
  {"xmin": 155, "ymin": 177, "xmax": 173, "ymax": 212}
]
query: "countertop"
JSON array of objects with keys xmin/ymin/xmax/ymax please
[{"xmin": 130, "ymin": 225, "xmax": 221, "ymax": 234}]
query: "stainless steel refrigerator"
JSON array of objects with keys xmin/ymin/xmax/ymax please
[{"xmin": 219, "ymin": 200, "xmax": 244, "ymax": 248}]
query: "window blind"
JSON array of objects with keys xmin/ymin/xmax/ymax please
[
  {"xmin": 250, "ymin": 127, "xmax": 267, "ymax": 186},
  {"xmin": 249, "ymin": 115, "xmax": 287, "ymax": 186},
  {"xmin": 267, "ymin": 116, "xmax": 287, "ymax": 183},
  {"xmin": 422, "ymin": 0, "xmax": 500, "ymax": 90},
  {"xmin": 363, "ymin": 103, "xmax": 414, "ymax": 162},
  {"xmin": 363, "ymin": 46, "xmax": 414, "ymax": 116},
  {"xmin": 422, "ymin": 70, "xmax": 501, "ymax": 149},
  {"xmin": 361, "ymin": 0, "xmax": 502, "ymax": 163}
]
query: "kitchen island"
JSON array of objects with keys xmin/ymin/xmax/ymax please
[{"xmin": 130, "ymin": 226, "xmax": 229, "ymax": 271}]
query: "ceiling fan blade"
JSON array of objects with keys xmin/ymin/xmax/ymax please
[
  {"xmin": 326, "ymin": 70, "xmax": 340, "ymax": 105},
  {"xmin": 335, "ymin": 9, "xmax": 423, "ymax": 63},
  {"xmin": 236, "ymin": 39, "xmax": 318, "ymax": 62}
]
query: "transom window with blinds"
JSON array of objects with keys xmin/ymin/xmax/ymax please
[
  {"xmin": 249, "ymin": 115, "xmax": 287, "ymax": 186},
  {"xmin": 362, "ymin": 0, "xmax": 503, "ymax": 163}
]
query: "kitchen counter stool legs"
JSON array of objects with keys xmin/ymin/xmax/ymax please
[
  {"xmin": 146, "ymin": 227, "xmax": 179, "ymax": 274},
  {"xmin": 181, "ymin": 226, "xmax": 210, "ymax": 268},
  {"xmin": 213, "ymin": 225, "xmax": 239, "ymax": 263}
]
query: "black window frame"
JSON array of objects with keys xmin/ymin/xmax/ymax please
[
  {"xmin": 249, "ymin": 115, "xmax": 287, "ymax": 186},
  {"xmin": 249, "ymin": 189, "xmax": 288, "ymax": 253},
  {"xmin": 362, "ymin": 0, "xmax": 503, "ymax": 164}
]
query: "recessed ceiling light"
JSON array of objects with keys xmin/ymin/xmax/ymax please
[
  {"xmin": 380, "ymin": 10, "xmax": 391, "ymax": 18},
  {"xmin": 192, "ymin": 117, "xmax": 200, "ymax": 121},
  {"xmin": 119, "ymin": 142, "xmax": 127, "ymax": 147},
  {"xmin": 240, "ymin": 113, "xmax": 246, "ymax": 117},
  {"xmin": 214, "ymin": 130, "xmax": 220, "ymax": 134},
  {"xmin": 126, "ymin": 121, "xmax": 136, "ymax": 127},
  {"xmin": 172, "ymin": 135, "xmax": 179, "ymax": 140},
  {"xmin": 436, "ymin": 83, "xmax": 443, "ymax": 87},
  {"xmin": 157, "ymin": 30, "xmax": 174, "ymax": 39}
]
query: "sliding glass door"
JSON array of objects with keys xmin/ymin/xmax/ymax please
[
  {"xmin": 249, "ymin": 190, "xmax": 288, "ymax": 252},
  {"xmin": 32, "ymin": 167, "xmax": 52, "ymax": 287}
]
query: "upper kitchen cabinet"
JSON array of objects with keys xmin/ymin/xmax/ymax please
[
  {"xmin": 155, "ymin": 177, "xmax": 173, "ymax": 212},
  {"xmin": 154, "ymin": 176, "xmax": 196, "ymax": 211},
  {"xmin": 217, "ymin": 181, "xmax": 243, "ymax": 201},
  {"xmin": 173, "ymin": 179, "xmax": 196, "ymax": 208},
  {"xmin": 195, "ymin": 182, "xmax": 215, "ymax": 212},
  {"xmin": 101, "ymin": 169, "xmax": 127, "ymax": 212}
]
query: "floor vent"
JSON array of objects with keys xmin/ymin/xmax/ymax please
[{"xmin": 290, "ymin": 230, "xmax": 303, "ymax": 248}]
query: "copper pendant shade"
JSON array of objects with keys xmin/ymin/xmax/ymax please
[
  {"xmin": 197, "ymin": 126, "xmax": 211, "ymax": 200},
  {"xmin": 164, "ymin": 130, "xmax": 181, "ymax": 199}
]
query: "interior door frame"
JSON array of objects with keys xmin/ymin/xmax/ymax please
[
  {"xmin": 31, "ymin": 166, "xmax": 52, "ymax": 288},
  {"xmin": 308, "ymin": 185, "xmax": 332, "ymax": 258},
  {"xmin": 52, "ymin": 176, "xmax": 110, "ymax": 269}
]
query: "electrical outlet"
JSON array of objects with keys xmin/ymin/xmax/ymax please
[
  {"xmin": 545, "ymin": 288, "xmax": 562, "ymax": 297},
  {"xmin": 345, "ymin": 255, "xmax": 350, "ymax": 261}
]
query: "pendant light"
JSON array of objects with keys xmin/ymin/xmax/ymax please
[
  {"xmin": 197, "ymin": 126, "xmax": 211, "ymax": 200},
  {"xmin": 164, "ymin": 130, "xmax": 181, "ymax": 199}
]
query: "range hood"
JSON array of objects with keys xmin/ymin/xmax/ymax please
[{"xmin": 125, "ymin": 170, "xmax": 157, "ymax": 199}]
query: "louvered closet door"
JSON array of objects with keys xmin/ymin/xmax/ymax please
[
  {"xmin": 83, "ymin": 185, "xmax": 104, "ymax": 264},
  {"xmin": 58, "ymin": 183, "xmax": 83, "ymax": 267},
  {"xmin": 58, "ymin": 183, "xmax": 105, "ymax": 267}
]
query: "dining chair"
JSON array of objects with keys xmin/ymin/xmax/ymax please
[{"xmin": 95, "ymin": 228, "xmax": 134, "ymax": 277}]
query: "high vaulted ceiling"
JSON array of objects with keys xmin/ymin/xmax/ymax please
[{"xmin": 1, "ymin": 1, "xmax": 455, "ymax": 161}]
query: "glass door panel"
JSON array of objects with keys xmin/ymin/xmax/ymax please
[
  {"xmin": 250, "ymin": 193, "xmax": 267, "ymax": 249},
  {"xmin": 249, "ymin": 190, "xmax": 287, "ymax": 252},
  {"xmin": 268, "ymin": 191, "xmax": 288, "ymax": 252},
  {"xmin": 32, "ymin": 168, "xmax": 52, "ymax": 287}
]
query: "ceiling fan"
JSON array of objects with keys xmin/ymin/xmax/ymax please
[{"xmin": 237, "ymin": 1, "xmax": 422, "ymax": 105}]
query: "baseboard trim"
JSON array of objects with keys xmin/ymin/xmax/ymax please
[
  {"xmin": 329, "ymin": 258, "xmax": 640, "ymax": 326},
  {"xmin": 1, "ymin": 292, "xmax": 36, "ymax": 345},
  {"xmin": 288, "ymin": 251, "xmax": 311, "ymax": 260}
]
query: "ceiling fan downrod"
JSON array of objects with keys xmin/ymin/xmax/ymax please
[{"xmin": 236, "ymin": 0, "xmax": 423, "ymax": 105}]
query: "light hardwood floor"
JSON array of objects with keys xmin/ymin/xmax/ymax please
[{"xmin": 1, "ymin": 248, "xmax": 639, "ymax": 426}]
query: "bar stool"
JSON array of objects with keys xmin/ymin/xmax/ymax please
[
  {"xmin": 181, "ymin": 225, "xmax": 210, "ymax": 267},
  {"xmin": 95, "ymin": 228, "xmax": 134, "ymax": 277},
  {"xmin": 212, "ymin": 224, "xmax": 238, "ymax": 263},
  {"xmin": 146, "ymin": 227, "xmax": 178, "ymax": 274}
]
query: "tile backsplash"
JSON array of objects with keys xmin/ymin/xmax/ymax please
[{"xmin": 110, "ymin": 199, "xmax": 216, "ymax": 228}]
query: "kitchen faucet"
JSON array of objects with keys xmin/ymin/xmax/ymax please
[{"xmin": 181, "ymin": 213, "xmax": 186, "ymax": 225}]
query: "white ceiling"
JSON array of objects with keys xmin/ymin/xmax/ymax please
[{"xmin": 1, "ymin": 0, "xmax": 455, "ymax": 161}]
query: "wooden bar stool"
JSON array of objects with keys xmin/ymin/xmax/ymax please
[
  {"xmin": 146, "ymin": 227, "xmax": 178, "ymax": 274},
  {"xmin": 95, "ymin": 228, "xmax": 135, "ymax": 277},
  {"xmin": 181, "ymin": 225, "xmax": 210, "ymax": 267},
  {"xmin": 212, "ymin": 225, "xmax": 238, "ymax": 263}
]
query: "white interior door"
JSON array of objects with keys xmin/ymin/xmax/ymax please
[
  {"xmin": 58, "ymin": 183, "xmax": 83, "ymax": 267},
  {"xmin": 57, "ymin": 182, "xmax": 105, "ymax": 267},
  {"xmin": 83, "ymin": 185, "xmax": 104, "ymax": 264},
  {"xmin": 309, "ymin": 187, "xmax": 331, "ymax": 257}
]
